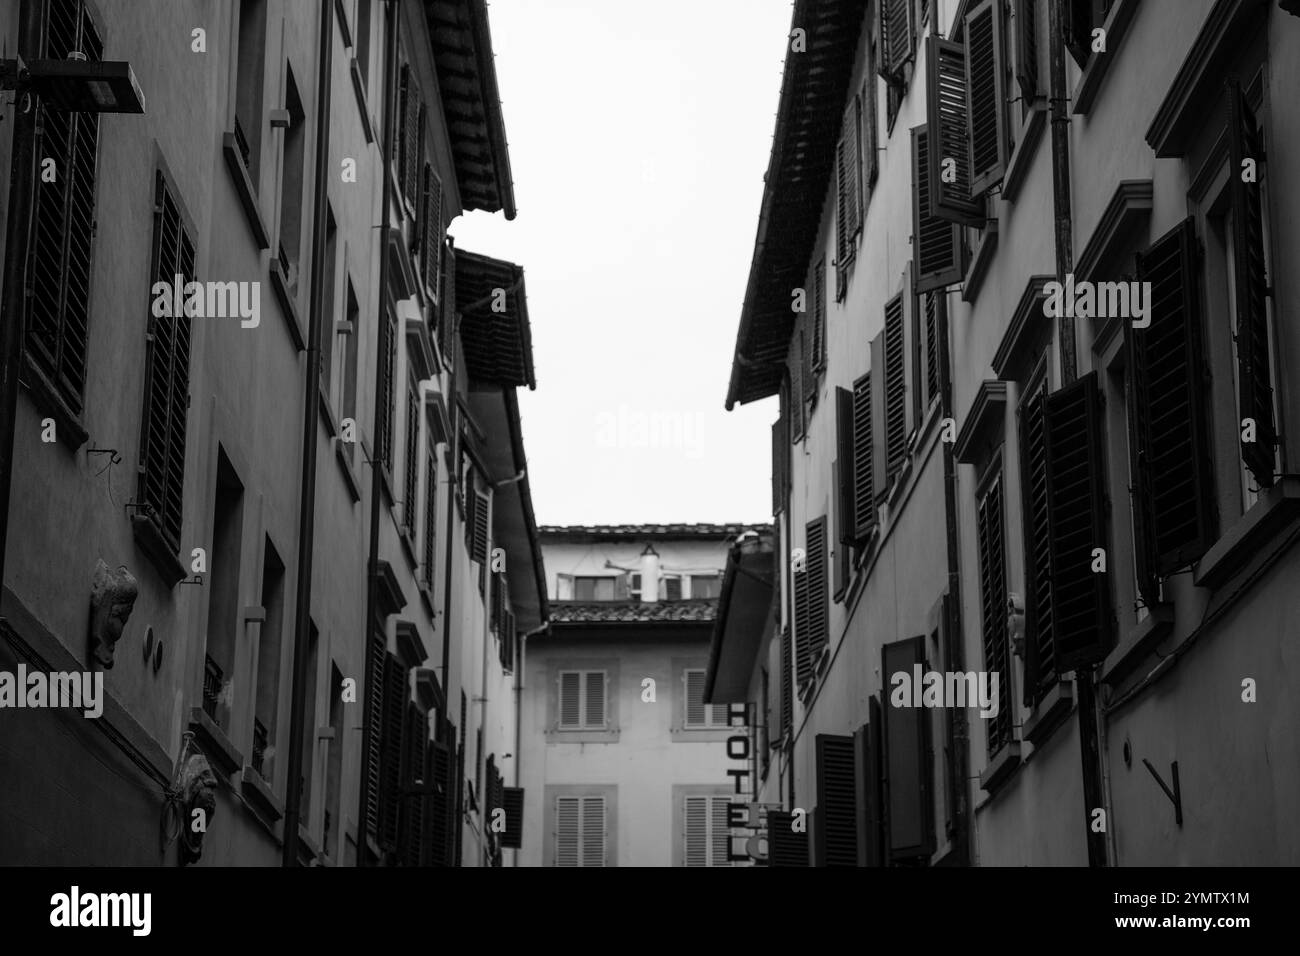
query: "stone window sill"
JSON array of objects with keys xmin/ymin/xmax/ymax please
[
  {"xmin": 222, "ymin": 132, "xmax": 270, "ymax": 250},
  {"xmin": 1102, "ymin": 603, "xmax": 1175, "ymax": 686},
  {"xmin": 546, "ymin": 728, "xmax": 620, "ymax": 744},
  {"xmin": 669, "ymin": 727, "xmax": 734, "ymax": 743},
  {"xmin": 188, "ymin": 706, "xmax": 244, "ymax": 778},
  {"xmin": 269, "ymin": 257, "xmax": 306, "ymax": 352},
  {"xmin": 20, "ymin": 354, "xmax": 88, "ymax": 450},
  {"xmin": 131, "ymin": 513, "xmax": 186, "ymax": 588},
  {"xmin": 240, "ymin": 764, "xmax": 283, "ymax": 824},
  {"xmin": 1194, "ymin": 477, "xmax": 1300, "ymax": 591},
  {"xmin": 1022, "ymin": 680, "xmax": 1073, "ymax": 748},
  {"xmin": 978, "ymin": 741, "xmax": 1022, "ymax": 796}
]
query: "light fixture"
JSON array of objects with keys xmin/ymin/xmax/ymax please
[{"xmin": 9, "ymin": 57, "xmax": 146, "ymax": 113}]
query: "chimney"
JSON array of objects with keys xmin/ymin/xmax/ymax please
[{"xmin": 640, "ymin": 543, "xmax": 660, "ymax": 603}]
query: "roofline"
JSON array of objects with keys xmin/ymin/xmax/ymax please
[
  {"xmin": 539, "ymin": 524, "xmax": 771, "ymax": 543},
  {"xmin": 468, "ymin": 0, "xmax": 516, "ymax": 220},
  {"xmin": 504, "ymin": 386, "xmax": 548, "ymax": 621}
]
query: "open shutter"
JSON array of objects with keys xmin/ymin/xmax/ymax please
[
  {"xmin": 1018, "ymin": 380, "xmax": 1056, "ymax": 705},
  {"xmin": 852, "ymin": 372, "xmax": 877, "ymax": 541},
  {"xmin": 814, "ymin": 734, "xmax": 858, "ymax": 867},
  {"xmin": 471, "ymin": 487, "xmax": 489, "ymax": 563},
  {"xmin": 779, "ymin": 625, "xmax": 793, "ymax": 739},
  {"xmin": 870, "ymin": 332, "xmax": 888, "ymax": 501},
  {"xmin": 835, "ymin": 387, "xmax": 856, "ymax": 547},
  {"xmin": 1130, "ymin": 218, "xmax": 1216, "ymax": 576},
  {"xmin": 836, "ymin": 130, "xmax": 852, "ymax": 300},
  {"xmin": 404, "ymin": 383, "xmax": 419, "ymax": 533},
  {"xmin": 879, "ymin": 0, "xmax": 916, "ymax": 81},
  {"xmin": 404, "ymin": 84, "xmax": 423, "ymax": 207},
  {"xmin": 884, "ymin": 293, "xmax": 908, "ymax": 479},
  {"xmin": 585, "ymin": 671, "xmax": 606, "ymax": 728},
  {"xmin": 421, "ymin": 164, "xmax": 443, "ymax": 298},
  {"xmin": 790, "ymin": 334, "xmax": 806, "ymax": 442},
  {"xmin": 965, "ymin": 0, "xmax": 1010, "ymax": 196},
  {"xmin": 976, "ymin": 474, "xmax": 1013, "ymax": 755},
  {"xmin": 855, "ymin": 697, "xmax": 885, "ymax": 866},
  {"xmin": 1063, "ymin": 0, "xmax": 1095, "ymax": 68},
  {"xmin": 362, "ymin": 630, "xmax": 387, "ymax": 840},
  {"xmin": 1043, "ymin": 372, "xmax": 1116, "ymax": 671},
  {"xmin": 1228, "ymin": 80, "xmax": 1276, "ymax": 488},
  {"xmin": 833, "ymin": 461, "xmax": 849, "ymax": 601},
  {"xmin": 581, "ymin": 796, "xmax": 606, "ymax": 867},
  {"xmin": 855, "ymin": 90, "xmax": 868, "ymax": 220},
  {"xmin": 913, "ymin": 125, "xmax": 968, "ymax": 293},
  {"xmin": 812, "ymin": 260, "xmax": 827, "ymax": 367},
  {"xmin": 559, "ymin": 671, "xmax": 581, "ymax": 728},
  {"xmin": 440, "ymin": 242, "xmax": 457, "ymax": 363},
  {"xmin": 555, "ymin": 796, "xmax": 580, "ymax": 866},
  {"xmin": 772, "ymin": 408, "xmax": 789, "ymax": 516},
  {"xmin": 428, "ymin": 737, "xmax": 452, "ymax": 865},
  {"xmin": 925, "ymin": 37, "xmax": 983, "ymax": 224},
  {"xmin": 379, "ymin": 653, "xmax": 407, "ymax": 849},
  {"xmin": 399, "ymin": 703, "xmax": 427, "ymax": 866},
  {"xmin": 767, "ymin": 810, "xmax": 809, "ymax": 867},
  {"xmin": 377, "ymin": 307, "xmax": 395, "ymax": 465},
  {"xmin": 501, "ymin": 787, "xmax": 524, "ymax": 849},
  {"xmin": 863, "ymin": 78, "xmax": 879, "ymax": 192},
  {"xmin": 806, "ymin": 517, "xmax": 829, "ymax": 669},
  {"xmin": 881, "ymin": 636, "xmax": 934, "ymax": 862},
  {"xmin": 1014, "ymin": 0, "xmax": 1040, "ymax": 100}
]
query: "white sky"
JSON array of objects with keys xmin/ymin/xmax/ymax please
[{"xmin": 449, "ymin": 0, "xmax": 793, "ymax": 526}]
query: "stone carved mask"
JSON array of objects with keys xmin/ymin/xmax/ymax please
[
  {"xmin": 178, "ymin": 753, "xmax": 218, "ymax": 866},
  {"xmin": 89, "ymin": 560, "xmax": 139, "ymax": 669}
]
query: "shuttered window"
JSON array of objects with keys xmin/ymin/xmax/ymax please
[
  {"xmin": 793, "ymin": 516, "xmax": 829, "ymax": 688},
  {"xmin": 814, "ymin": 735, "xmax": 858, "ymax": 867},
  {"xmin": 403, "ymin": 381, "xmax": 419, "ymax": 536},
  {"xmin": 1227, "ymin": 80, "xmax": 1277, "ymax": 488},
  {"xmin": 1064, "ymin": 0, "xmax": 1112, "ymax": 69},
  {"xmin": 684, "ymin": 669, "xmax": 728, "ymax": 728},
  {"xmin": 398, "ymin": 65, "xmax": 423, "ymax": 208},
  {"xmin": 428, "ymin": 737, "xmax": 453, "ymax": 865},
  {"xmin": 812, "ymin": 260, "xmax": 827, "ymax": 368},
  {"xmin": 835, "ymin": 104, "xmax": 858, "ymax": 301},
  {"xmin": 878, "ymin": 0, "xmax": 916, "ymax": 81},
  {"xmin": 1043, "ymin": 372, "xmax": 1115, "ymax": 671},
  {"xmin": 1128, "ymin": 218, "xmax": 1216, "ymax": 579},
  {"xmin": 767, "ymin": 809, "xmax": 809, "ymax": 867},
  {"xmin": 854, "ymin": 698, "xmax": 885, "ymax": 866},
  {"xmin": 863, "ymin": 77, "xmax": 879, "ymax": 194},
  {"xmin": 420, "ymin": 163, "xmax": 443, "ymax": 301},
  {"xmin": 558, "ymin": 670, "xmax": 606, "ymax": 730},
  {"xmin": 377, "ymin": 307, "xmax": 396, "ymax": 467},
  {"xmin": 965, "ymin": 0, "xmax": 1009, "ymax": 195},
  {"xmin": 469, "ymin": 486, "xmax": 489, "ymax": 564},
  {"xmin": 399, "ymin": 702, "xmax": 428, "ymax": 866},
  {"xmin": 881, "ymin": 636, "xmax": 935, "ymax": 861},
  {"xmin": 852, "ymin": 372, "xmax": 877, "ymax": 541},
  {"xmin": 684, "ymin": 795, "xmax": 732, "ymax": 867},
  {"xmin": 378, "ymin": 652, "xmax": 408, "ymax": 849},
  {"xmin": 779, "ymin": 625, "xmax": 793, "ymax": 740},
  {"xmin": 772, "ymin": 408, "xmax": 789, "ymax": 516},
  {"xmin": 925, "ymin": 37, "xmax": 983, "ymax": 225},
  {"xmin": 423, "ymin": 445, "xmax": 437, "ymax": 587},
  {"xmin": 138, "ymin": 172, "xmax": 196, "ymax": 553},
  {"xmin": 27, "ymin": 0, "xmax": 102, "ymax": 415},
  {"xmin": 835, "ymin": 387, "xmax": 856, "ymax": 552},
  {"xmin": 1018, "ymin": 374, "xmax": 1057, "ymax": 704},
  {"xmin": 975, "ymin": 471, "xmax": 1013, "ymax": 757},
  {"xmin": 789, "ymin": 336, "xmax": 806, "ymax": 443},
  {"xmin": 1014, "ymin": 0, "xmax": 1040, "ymax": 101},
  {"xmin": 555, "ymin": 795, "xmax": 605, "ymax": 867},
  {"xmin": 500, "ymin": 787, "xmax": 525, "ymax": 849},
  {"xmin": 884, "ymin": 294, "xmax": 908, "ymax": 478},
  {"xmin": 439, "ymin": 243, "xmax": 457, "ymax": 365},
  {"xmin": 923, "ymin": 291, "xmax": 942, "ymax": 409},
  {"xmin": 912, "ymin": 125, "xmax": 967, "ymax": 293},
  {"xmin": 362, "ymin": 630, "xmax": 386, "ymax": 841}
]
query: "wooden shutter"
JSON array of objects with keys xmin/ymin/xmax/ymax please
[
  {"xmin": 884, "ymin": 293, "xmax": 908, "ymax": 478},
  {"xmin": 378, "ymin": 307, "xmax": 395, "ymax": 465},
  {"xmin": 863, "ymin": 78, "xmax": 879, "ymax": 192},
  {"xmin": 976, "ymin": 474, "xmax": 1013, "ymax": 756},
  {"xmin": 767, "ymin": 810, "xmax": 809, "ymax": 867},
  {"xmin": 585, "ymin": 671, "xmax": 606, "ymax": 728},
  {"xmin": 879, "ymin": 0, "xmax": 916, "ymax": 80},
  {"xmin": 139, "ymin": 172, "xmax": 195, "ymax": 554},
  {"xmin": 925, "ymin": 37, "xmax": 983, "ymax": 224},
  {"xmin": 855, "ymin": 90, "xmax": 868, "ymax": 220},
  {"xmin": 789, "ymin": 335, "xmax": 805, "ymax": 442},
  {"xmin": 559, "ymin": 671, "xmax": 581, "ymax": 728},
  {"xmin": 581, "ymin": 796, "xmax": 606, "ymax": 866},
  {"xmin": 913, "ymin": 125, "xmax": 968, "ymax": 293},
  {"xmin": 832, "ymin": 461, "xmax": 849, "ymax": 602},
  {"xmin": 501, "ymin": 787, "xmax": 524, "ymax": 849},
  {"xmin": 27, "ymin": 0, "xmax": 102, "ymax": 413},
  {"xmin": 1129, "ymin": 218, "xmax": 1216, "ymax": 576},
  {"xmin": 814, "ymin": 734, "xmax": 858, "ymax": 867},
  {"xmin": 835, "ymin": 387, "xmax": 856, "ymax": 548},
  {"xmin": 835, "ymin": 109, "xmax": 857, "ymax": 301},
  {"xmin": 362, "ymin": 630, "xmax": 386, "ymax": 840},
  {"xmin": 965, "ymin": 0, "xmax": 1009, "ymax": 196},
  {"xmin": 852, "ymin": 373, "xmax": 877, "ymax": 541},
  {"xmin": 404, "ymin": 80, "xmax": 423, "ymax": 206},
  {"xmin": 440, "ymin": 243, "xmax": 457, "ymax": 364},
  {"xmin": 423, "ymin": 446, "xmax": 437, "ymax": 586},
  {"xmin": 428, "ymin": 737, "xmax": 452, "ymax": 865},
  {"xmin": 881, "ymin": 636, "xmax": 934, "ymax": 861},
  {"xmin": 684, "ymin": 796, "xmax": 708, "ymax": 866},
  {"xmin": 924, "ymin": 292, "xmax": 942, "ymax": 410},
  {"xmin": 421, "ymin": 164, "xmax": 443, "ymax": 299},
  {"xmin": 1014, "ymin": 0, "xmax": 1040, "ymax": 101},
  {"xmin": 710, "ymin": 796, "xmax": 730, "ymax": 866},
  {"xmin": 870, "ymin": 332, "xmax": 888, "ymax": 500},
  {"xmin": 793, "ymin": 556, "xmax": 813, "ymax": 687},
  {"xmin": 685, "ymin": 669, "xmax": 707, "ymax": 728},
  {"xmin": 404, "ymin": 382, "xmax": 419, "ymax": 533},
  {"xmin": 665, "ymin": 577, "xmax": 682, "ymax": 601},
  {"xmin": 1018, "ymin": 379, "xmax": 1056, "ymax": 705},
  {"xmin": 806, "ymin": 516, "xmax": 829, "ymax": 668},
  {"xmin": 1228, "ymin": 80, "xmax": 1276, "ymax": 488},
  {"xmin": 555, "ymin": 796, "xmax": 580, "ymax": 866},
  {"xmin": 1043, "ymin": 372, "xmax": 1116, "ymax": 670},
  {"xmin": 772, "ymin": 408, "xmax": 789, "ymax": 516},
  {"xmin": 471, "ymin": 487, "xmax": 489, "ymax": 563},
  {"xmin": 779, "ymin": 625, "xmax": 793, "ymax": 739},
  {"xmin": 813, "ymin": 261, "xmax": 827, "ymax": 367},
  {"xmin": 399, "ymin": 703, "xmax": 427, "ymax": 866},
  {"xmin": 1063, "ymin": 0, "xmax": 1095, "ymax": 68},
  {"xmin": 379, "ymin": 653, "xmax": 407, "ymax": 849},
  {"xmin": 854, "ymin": 697, "xmax": 885, "ymax": 866}
]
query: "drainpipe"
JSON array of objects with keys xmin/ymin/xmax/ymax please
[
  {"xmin": 1047, "ymin": 0, "xmax": 1108, "ymax": 868},
  {"xmin": 513, "ymin": 620, "xmax": 546, "ymax": 867},
  {"xmin": 640, "ymin": 544, "xmax": 661, "ymax": 602},
  {"xmin": 282, "ymin": 0, "xmax": 334, "ymax": 869},
  {"xmin": 477, "ymin": 488, "xmax": 493, "ymax": 865},
  {"xmin": 0, "ymin": 0, "xmax": 41, "ymax": 604},
  {"xmin": 355, "ymin": 0, "xmax": 399, "ymax": 868}
]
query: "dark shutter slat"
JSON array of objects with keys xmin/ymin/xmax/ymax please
[
  {"xmin": 879, "ymin": 0, "xmax": 916, "ymax": 80},
  {"xmin": 501, "ymin": 787, "xmax": 524, "ymax": 849},
  {"xmin": 925, "ymin": 36, "xmax": 983, "ymax": 223},
  {"xmin": 855, "ymin": 698, "xmax": 885, "ymax": 866},
  {"xmin": 965, "ymin": 0, "xmax": 1009, "ymax": 195},
  {"xmin": 779, "ymin": 625, "xmax": 793, "ymax": 739},
  {"xmin": 881, "ymin": 636, "xmax": 934, "ymax": 861},
  {"xmin": 852, "ymin": 372, "xmax": 877, "ymax": 541},
  {"xmin": 870, "ymin": 332, "xmax": 888, "ymax": 502},
  {"xmin": 379, "ymin": 653, "xmax": 407, "ymax": 850},
  {"xmin": 814, "ymin": 734, "xmax": 858, "ymax": 867},
  {"xmin": 976, "ymin": 475, "xmax": 1013, "ymax": 755},
  {"xmin": 1018, "ymin": 380, "xmax": 1056, "ymax": 705},
  {"xmin": 913, "ymin": 125, "xmax": 968, "ymax": 292},
  {"xmin": 835, "ymin": 387, "xmax": 856, "ymax": 547},
  {"xmin": 1014, "ymin": 0, "xmax": 1040, "ymax": 100},
  {"xmin": 884, "ymin": 294, "xmax": 907, "ymax": 478},
  {"xmin": 767, "ymin": 810, "xmax": 809, "ymax": 867}
]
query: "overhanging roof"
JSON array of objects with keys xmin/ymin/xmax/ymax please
[
  {"xmin": 725, "ymin": 0, "xmax": 869, "ymax": 410},
  {"xmin": 425, "ymin": 0, "xmax": 517, "ymax": 219},
  {"xmin": 549, "ymin": 599, "xmax": 719, "ymax": 625},
  {"xmin": 539, "ymin": 523, "xmax": 770, "ymax": 543},
  {"xmin": 705, "ymin": 529, "xmax": 776, "ymax": 704},
  {"xmin": 456, "ymin": 249, "xmax": 536, "ymax": 389}
]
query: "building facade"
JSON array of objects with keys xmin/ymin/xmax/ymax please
[
  {"xmin": 518, "ymin": 525, "xmax": 752, "ymax": 866},
  {"xmin": 0, "ymin": 0, "xmax": 544, "ymax": 867},
  {"xmin": 718, "ymin": 0, "xmax": 1300, "ymax": 866}
]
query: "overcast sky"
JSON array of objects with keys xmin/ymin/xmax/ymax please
[{"xmin": 450, "ymin": 0, "xmax": 793, "ymax": 527}]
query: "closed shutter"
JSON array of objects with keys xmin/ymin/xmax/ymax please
[
  {"xmin": 1227, "ymin": 80, "xmax": 1276, "ymax": 488},
  {"xmin": 1063, "ymin": 0, "xmax": 1096, "ymax": 68},
  {"xmin": 585, "ymin": 671, "xmax": 606, "ymax": 728},
  {"xmin": 423, "ymin": 446, "xmax": 437, "ymax": 586},
  {"xmin": 555, "ymin": 796, "xmax": 580, "ymax": 866},
  {"xmin": 793, "ymin": 550, "xmax": 813, "ymax": 687},
  {"xmin": 805, "ymin": 517, "xmax": 829, "ymax": 671},
  {"xmin": 863, "ymin": 78, "xmax": 879, "ymax": 192},
  {"xmin": 379, "ymin": 653, "xmax": 407, "ymax": 849},
  {"xmin": 685, "ymin": 669, "xmax": 707, "ymax": 727},
  {"xmin": 421, "ymin": 164, "xmax": 443, "ymax": 299},
  {"xmin": 870, "ymin": 332, "xmax": 888, "ymax": 504},
  {"xmin": 772, "ymin": 409, "xmax": 789, "ymax": 516},
  {"xmin": 404, "ymin": 382, "xmax": 419, "ymax": 534},
  {"xmin": 884, "ymin": 293, "xmax": 908, "ymax": 478},
  {"xmin": 1129, "ymin": 218, "xmax": 1216, "ymax": 577},
  {"xmin": 924, "ymin": 292, "xmax": 941, "ymax": 410},
  {"xmin": 471, "ymin": 487, "xmax": 489, "ymax": 563},
  {"xmin": 925, "ymin": 36, "xmax": 983, "ymax": 224},
  {"xmin": 1043, "ymin": 372, "xmax": 1115, "ymax": 670},
  {"xmin": 879, "ymin": 0, "xmax": 916, "ymax": 81},
  {"xmin": 767, "ymin": 810, "xmax": 809, "ymax": 867},
  {"xmin": 684, "ymin": 796, "xmax": 708, "ymax": 866},
  {"xmin": 403, "ymin": 76, "xmax": 423, "ymax": 207},
  {"xmin": 501, "ymin": 787, "xmax": 524, "ymax": 849},
  {"xmin": 976, "ymin": 474, "xmax": 1013, "ymax": 756},
  {"xmin": 362, "ymin": 630, "xmax": 386, "ymax": 840},
  {"xmin": 1014, "ymin": 0, "xmax": 1040, "ymax": 101},
  {"xmin": 835, "ymin": 111, "xmax": 856, "ymax": 301},
  {"xmin": 664, "ymin": 577, "xmax": 682, "ymax": 601},
  {"xmin": 779, "ymin": 625, "xmax": 793, "ymax": 739},
  {"xmin": 27, "ymin": 0, "xmax": 102, "ymax": 414},
  {"xmin": 814, "ymin": 735, "xmax": 858, "ymax": 867},
  {"xmin": 913, "ymin": 125, "xmax": 967, "ymax": 293},
  {"xmin": 428, "ymin": 737, "xmax": 452, "ymax": 865},
  {"xmin": 710, "ymin": 796, "xmax": 730, "ymax": 866},
  {"xmin": 881, "ymin": 636, "xmax": 934, "ymax": 862},
  {"xmin": 378, "ymin": 307, "xmax": 395, "ymax": 466},
  {"xmin": 440, "ymin": 243, "xmax": 457, "ymax": 364},
  {"xmin": 558, "ymin": 671, "xmax": 581, "ymax": 728},
  {"xmin": 789, "ymin": 338, "xmax": 805, "ymax": 442},
  {"xmin": 139, "ymin": 172, "xmax": 195, "ymax": 553},
  {"xmin": 581, "ymin": 796, "xmax": 606, "ymax": 867},
  {"xmin": 965, "ymin": 0, "xmax": 1009, "ymax": 196},
  {"xmin": 399, "ymin": 703, "xmax": 427, "ymax": 866},
  {"xmin": 813, "ymin": 260, "xmax": 827, "ymax": 366},
  {"xmin": 854, "ymin": 698, "xmax": 885, "ymax": 866},
  {"xmin": 1018, "ymin": 378, "xmax": 1056, "ymax": 705},
  {"xmin": 835, "ymin": 387, "xmax": 856, "ymax": 549},
  {"xmin": 852, "ymin": 372, "xmax": 877, "ymax": 541}
]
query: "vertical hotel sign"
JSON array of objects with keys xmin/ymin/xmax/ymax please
[{"xmin": 724, "ymin": 702, "xmax": 767, "ymax": 863}]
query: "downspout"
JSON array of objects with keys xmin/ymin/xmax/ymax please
[
  {"xmin": 1047, "ymin": 0, "xmax": 1108, "ymax": 868},
  {"xmin": 478, "ymin": 487, "xmax": 493, "ymax": 865},
  {"xmin": 355, "ymin": 0, "xmax": 399, "ymax": 868},
  {"xmin": 513, "ymin": 620, "xmax": 547, "ymax": 867},
  {"xmin": 282, "ymin": 0, "xmax": 333, "ymax": 868}
]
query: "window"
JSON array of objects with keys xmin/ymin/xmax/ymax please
[
  {"xmin": 420, "ymin": 163, "xmax": 444, "ymax": 301},
  {"xmin": 975, "ymin": 464, "xmax": 1013, "ymax": 758},
  {"xmin": 964, "ymin": 0, "xmax": 1010, "ymax": 195},
  {"xmin": 423, "ymin": 443, "xmax": 437, "ymax": 588},
  {"xmin": 792, "ymin": 516, "xmax": 828, "ymax": 687},
  {"xmin": 324, "ymin": 663, "xmax": 345, "ymax": 858},
  {"xmin": 277, "ymin": 66, "xmax": 307, "ymax": 298},
  {"xmin": 203, "ymin": 450, "xmax": 244, "ymax": 733},
  {"xmin": 811, "ymin": 260, "xmax": 827, "ymax": 368},
  {"xmin": 912, "ymin": 124, "xmax": 968, "ymax": 293},
  {"xmin": 813, "ymin": 734, "xmax": 857, "ymax": 867},
  {"xmin": 299, "ymin": 621, "xmax": 320, "ymax": 827},
  {"xmin": 378, "ymin": 651, "xmax": 408, "ymax": 849},
  {"xmin": 779, "ymin": 626, "xmax": 793, "ymax": 741},
  {"xmin": 403, "ymin": 379, "xmax": 419, "ymax": 538},
  {"xmin": 336, "ymin": 280, "xmax": 360, "ymax": 460},
  {"xmin": 574, "ymin": 576, "xmax": 617, "ymax": 601},
  {"xmin": 772, "ymin": 408, "xmax": 789, "ymax": 517},
  {"xmin": 789, "ymin": 337, "xmax": 805, "ymax": 443},
  {"xmin": 137, "ymin": 171, "xmax": 195, "ymax": 561},
  {"xmin": 1064, "ymin": 0, "xmax": 1114, "ymax": 69},
  {"xmin": 914, "ymin": 290, "xmax": 944, "ymax": 423},
  {"xmin": 683, "ymin": 669, "xmax": 728, "ymax": 729},
  {"xmin": 768, "ymin": 809, "xmax": 809, "ymax": 866},
  {"xmin": 884, "ymin": 292, "xmax": 909, "ymax": 479},
  {"xmin": 1013, "ymin": 0, "xmax": 1040, "ymax": 107},
  {"xmin": 1017, "ymin": 366, "xmax": 1058, "ymax": 704},
  {"xmin": 834, "ymin": 387, "xmax": 855, "ymax": 596},
  {"xmin": 398, "ymin": 64, "xmax": 424, "ymax": 210},
  {"xmin": 253, "ymin": 538, "xmax": 285, "ymax": 781},
  {"xmin": 468, "ymin": 483, "xmax": 489, "ymax": 565},
  {"xmin": 558, "ymin": 670, "xmax": 606, "ymax": 730},
  {"xmin": 27, "ymin": 0, "xmax": 102, "ymax": 416},
  {"xmin": 760, "ymin": 667, "xmax": 771, "ymax": 779},
  {"xmin": 852, "ymin": 372, "xmax": 877, "ymax": 541},
  {"xmin": 878, "ymin": 0, "xmax": 916, "ymax": 85},
  {"xmin": 555, "ymin": 795, "xmax": 606, "ymax": 867},
  {"xmin": 683, "ymin": 795, "xmax": 732, "ymax": 867},
  {"xmin": 835, "ymin": 102, "xmax": 858, "ymax": 300},
  {"xmin": 399, "ymin": 700, "xmax": 429, "ymax": 866},
  {"xmin": 881, "ymin": 637, "xmax": 935, "ymax": 862},
  {"xmin": 234, "ymin": 0, "xmax": 267, "ymax": 177},
  {"xmin": 377, "ymin": 305, "xmax": 396, "ymax": 472},
  {"xmin": 662, "ymin": 576, "xmax": 683, "ymax": 601},
  {"xmin": 689, "ymin": 575, "xmax": 722, "ymax": 599},
  {"xmin": 320, "ymin": 207, "xmax": 338, "ymax": 394}
]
